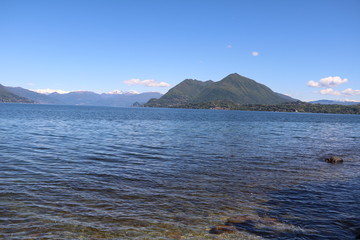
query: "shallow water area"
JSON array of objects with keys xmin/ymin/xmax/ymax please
[{"xmin": 1, "ymin": 103, "xmax": 360, "ymax": 239}]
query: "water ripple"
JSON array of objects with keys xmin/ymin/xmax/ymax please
[{"xmin": 1, "ymin": 104, "xmax": 359, "ymax": 239}]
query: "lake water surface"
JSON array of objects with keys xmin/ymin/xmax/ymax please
[{"xmin": 1, "ymin": 104, "xmax": 359, "ymax": 239}]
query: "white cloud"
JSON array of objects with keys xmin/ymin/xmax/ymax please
[
  {"xmin": 126, "ymin": 90, "xmax": 140, "ymax": 95},
  {"xmin": 342, "ymin": 88, "xmax": 360, "ymax": 95},
  {"xmin": 307, "ymin": 76, "xmax": 348, "ymax": 88},
  {"xmin": 104, "ymin": 90, "xmax": 125, "ymax": 94},
  {"xmin": 226, "ymin": 44, "xmax": 232, "ymax": 48},
  {"xmin": 319, "ymin": 88, "xmax": 360, "ymax": 96},
  {"xmin": 251, "ymin": 51, "xmax": 259, "ymax": 56},
  {"xmin": 32, "ymin": 88, "xmax": 70, "ymax": 94},
  {"xmin": 104, "ymin": 90, "xmax": 140, "ymax": 95},
  {"xmin": 343, "ymin": 99, "xmax": 360, "ymax": 102},
  {"xmin": 307, "ymin": 80, "xmax": 319, "ymax": 87},
  {"xmin": 320, "ymin": 88, "xmax": 342, "ymax": 95},
  {"xmin": 123, "ymin": 78, "xmax": 171, "ymax": 87}
]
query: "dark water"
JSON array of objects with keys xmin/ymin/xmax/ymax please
[{"xmin": 1, "ymin": 103, "xmax": 359, "ymax": 239}]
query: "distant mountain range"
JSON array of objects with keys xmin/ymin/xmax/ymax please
[
  {"xmin": 1, "ymin": 85, "xmax": 162, "ymax": 107},
  {"xmin": 47, "ymin": 91, "xmax": 162, "ymax": 107},
  {"xmin": 3, "ymin": 75, "xmax": 359, "ymax": 109},
  {"xmin": 309, "ymin": 100, "xmax": 360, "ymax": 105},
  {"xmin": 5, "ymin": 86, "xmax": 63, "ymax": 104},
  {"xmin": 145, "ymin": 73, "xmax": 298, "ymax": 107}
]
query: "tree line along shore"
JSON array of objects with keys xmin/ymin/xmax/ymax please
[{"xmin": 144, "ymin": 101, "xmax": 360, "ymax": 115}]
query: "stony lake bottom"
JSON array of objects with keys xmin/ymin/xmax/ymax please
[{"xmin": 1, "ymin": 103, "xmax": 360, "ymax": 239}]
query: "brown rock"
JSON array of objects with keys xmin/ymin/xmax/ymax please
[
  {"xmin": 226, "ymin": 215, "xmax": 254, "ymax": 224},
  {"xmin": 325, "ymin": 156, "xmax": 343, "ymax": 164},
  {"xmin": 209, "ymin": 225, "xmax": 237, "ymax": 234}
]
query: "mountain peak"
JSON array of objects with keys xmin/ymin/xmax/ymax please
[
  {"xmin": 222, "ymin": 73, "xmax": 253, "ymax": 82},
  {"xmin": 145, "ymin": 73, "xmax": 298, "ymax": 107},
  {"xmin": 226, "ymin": 73, "xmax": 249, "ymax": 79},
  {"xmin": 227, "ymin": 73, "xmax": 241, "ymax": 77}
]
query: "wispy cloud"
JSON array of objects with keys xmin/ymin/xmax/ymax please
[
  {"xmin": 319, "ymin": 88, "xmax": 342, "ymax": 96},
  {"xmin": 307, "ymin": 76, "xmax": 348, "ymax": 88},
  {"xmin": 32, "ymin": 89, "xmax": 70, "ymax": 94},
  {"xmin": 342, "ymin": 88, "xmax": 360, "ymax": 95},
  {"xmin": 319, "ymin": 88, "xmax": 360, "ymax": 96},
  {"xmin": 343, "ymin": 99, "xmax": 360, "ymax": 102},
  {"xmin": 123, "ymin": 79, "xmax": 171, "ymax": 87},
  {"xmin": 226, "ymin": 44, "xmax": 232, "ymax": 48},
  {"xmin": 308, "ymin": 76, "xmax": 359, "ymax": 97},
  {"xmin": 251, "ymin": 51, "xmax": 259, "ymax": 56}
]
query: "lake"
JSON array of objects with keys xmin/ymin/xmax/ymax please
[{"xmin": 1, "ymin": 103, "xmax": 359, "ymax": 239}]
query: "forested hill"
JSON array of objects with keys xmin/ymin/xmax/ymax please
[{"xmin": 145, "ymin": 73, "xmax": 298, "ymax": 107}]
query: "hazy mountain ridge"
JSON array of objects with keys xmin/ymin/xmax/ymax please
[
  {"xmin": 0, "ymin": 85, "xmax": 34, "ymax": 103},
  {"xmin": 146, "ymin": 73, "xmax": 298, "ymax": 107},
  {"xmin": 48, "ymin": 91, "xmax": 162, "ymax": 107},
  {"xmin": 2, "ymin": 85, "xmax": 162, "ymax": 107},
  {"xmin": 309, "ymin": 100, "xmax": 360, "ymax": 105},
  {"xmin": 6, "ymin": 86, "xmax": 63, "ymax": 104}
]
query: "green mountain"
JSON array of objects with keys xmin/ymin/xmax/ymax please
[
  {"xmin": 145, "ymin": 73, "xmax": 297, "ymax": 107},
  {"xmin": 275, "ymin": 92, "xmax": 297, "ymax": 103},
  {"xmin": 0, "ymin": 84, "xmax": 33, "ymax": 103},
  {"xmin": 146, "ymin": 79, "xmax": 213, "ymax": 107}
]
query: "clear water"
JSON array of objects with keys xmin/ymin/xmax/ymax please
[{"xmin": 1, "ymin": 103, "xmax": 359, "ymax": 239}]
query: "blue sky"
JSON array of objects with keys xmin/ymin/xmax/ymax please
[{"xmin": 1, "ymin": 0, "xmax": 359, "ymax": 101}]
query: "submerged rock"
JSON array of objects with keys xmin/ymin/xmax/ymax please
[
  {"xmin": 210, "ymin": 214, "xmax": 282, "ymax": 235},
  {"xmin": 325, "ymin": 156, "xmax": 343, "ymax": 164},
  {"xmin": 209, "ymin": 225, "xmax": 237, "ymax": 234},
  {"xmin": 226, "ymin": 215, "xmax": 281, "ymax": 229},
  {"xmin": 226, "ymin": 215, "xmax": 255, "ymax": 224}
]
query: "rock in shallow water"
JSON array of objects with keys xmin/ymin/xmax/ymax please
[
  {"xmin": 210, "ymin": 215, "xmax": 283, "ymax": 235},
  {"xmin": 209, "ymin": 225, "xmax": 237, "ymax": 234},
  {"xmin": 226, "ymin": 215, "xmax": 255, "ymax": 224},
  {"xmin": 325, "ymin": 156, "xmax": 343, "ymax": 164}
]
